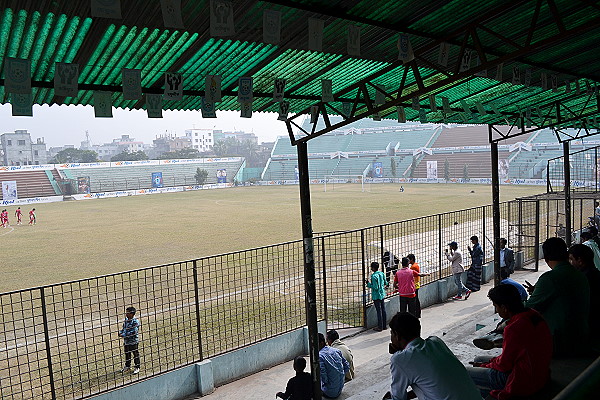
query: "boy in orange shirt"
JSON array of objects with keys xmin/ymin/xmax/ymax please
[{"xmin": 407, "ymin": 254, "xmax": 422, "ymax": 318}]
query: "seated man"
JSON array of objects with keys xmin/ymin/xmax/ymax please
[
  {"xmin": 524, "ymin": 237, "xmax": 590, "ymax": 357},
  {"xmin": 276, "ymin": 356, "xmax": 313, "ymax": 400},
  {"xmin": 466, "ymin": 284, "xmax": 553, "ymax": 399},
  {"xmin": 383, "ymin": 312, "xmax": 481, "ymax": 400},
  {"xmin": 318, "ymin": 333, "xmax": 349, "ymax": 398},
  {"xmin": 568, "ymin": 244, "xmax": 600, "ymax": 339},
  {"xmin": 499, "ymin": 269, "xmax": 527, "ymax": 302},
  {"xmin": 326, "ymin": 329, "xmax": 354, "ymax": 381}
]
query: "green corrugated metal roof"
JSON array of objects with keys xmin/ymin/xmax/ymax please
[{"xmin": 0, "ymin": 1, "xmax": 599, "ymax": 130}]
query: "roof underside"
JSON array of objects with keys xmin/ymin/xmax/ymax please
[{"xmin": 1, "ymin": 0, "xmax": 600, "ymax": 137}]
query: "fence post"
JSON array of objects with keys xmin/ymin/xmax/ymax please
[
  {"xmin": 563, "ymin": 141, "xmax": 572, "ymax": 246},
  {"xmin": 321, "ymin": 236, "xmax": 328, "ymax": 324},
  {"xmin": 482, "ymin": 206, "xmax": 486, "ymax": 262},
  {"xmin": 361, "ymin": 230, "xmax": 367, "ymax": 328},
  {"xmin": 379, "ymin": 225, "xmax": 384, "ymax": 272},
  {"xmin": 534, "ymin": 200, "xmax": 540, "ymax": 272},
  {"xmin": 438, "ymin": 214, "xmax": 443, "ymax": 280},
  {"xmin": 40, "ymin": 287, "xmax": 57, "ymax": 400},
  {"xmin": 192, "ymin": 260, "xmax": 204, "ymax": 361}
]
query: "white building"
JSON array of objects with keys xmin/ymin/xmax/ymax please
[
  {"xmin": 0, "ymin": 130, "xmax": 48, "ymax": 166},
  {"xmin": 185, "ymin": 129, "xmax": 214, "ymax": 152}
]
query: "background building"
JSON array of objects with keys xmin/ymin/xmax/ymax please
[
  {"xmin": 0, "ymin": 130, "xmax": 48, "ymax": 166},
  {"xmin": 185, "ymin": 128, "xmax": 214, "ymax": 152}
]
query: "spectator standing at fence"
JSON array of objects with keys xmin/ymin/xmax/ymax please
[
  {"xmin": 466, "ymin": 236, "xmax": 484, "ymax": 292},
  {"xmin": 407, "ymin": 254, "xmax": 423, "ymax": 318},
  {"xmin": 383, "ymin": 251, "xmax": 399, "ymax": 286},
  {"xmin": 445, "ymin": 241, "xmax": 471, "ymax": 300},
  {"xmin": 382, "ymin": 312, "xmax": 481, "ymax": 400},
  {"xmin": 394, "ymin": 257, "xmax": 428, "ymax": 317},
  {"xmin": 318, "ymin": 333, "xmax": 349, "ymax": 398},
  {"xmin": 466, "ymin": 284, "xmax": 553, "ymax": 399},
  {"xmin": 499, "ymin": 238, "xmax": 515, "ymax": 277},
  {"xmin": 580, "ymin": 229, "xmax": 600, "ymax": 270},
  {"xmin": 568, "ymin": 244, "xmax": 600, "ymax": 343},
  {"xmin": 119, "ymin": 306, "xmax": 141, "ymax": 374},
  {"xmin": 595, "ymin": 201, "xmax": 600, "ymax": 229},
  {"xmin": 276, "ymin": 356, "xmax": 313, "ymax": 400},
  {"xmin": 28, "ymin": 208, "xmax": 36, "ymax": 225},
  {"xmin": 326, "ymin": 330, "xmax": 354, "ymax": 382},
  {"xmin": 366, "ymin": 261, "xmax": 387, "ymax": 331},
  {"xmin": 15, "ymin": 207, "xmax": 22, "ymax": 225},
  {"xmin": 524, "ymin": 237, "xmax": 590, "ymax": 357}
]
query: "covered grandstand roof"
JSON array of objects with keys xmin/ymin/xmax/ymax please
[{"xmin": 1, "ymin": 1, "xmax": 600, "ymax": 142}]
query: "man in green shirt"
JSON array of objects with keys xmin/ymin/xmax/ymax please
[{"xmin": 525, "ymin": 237, "xmax": 590, "ymax": 357}]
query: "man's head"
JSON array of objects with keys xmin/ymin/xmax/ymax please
[
  {"xmin": 125, "ymin": 306, "xmax": 136, "ymax": 319},
  {"xmin": 448, "ymin": 241, "xmax": 458, "ymax": 250},
  {"xmin": 407, "ymin": 254, "xmax": 416, "ymax": 263},
  {"xmin": 293, "ymin": 356, "xmax": 306, "ymax": 373},
  {"xmin": 542, "ymin": 237, "xmax": 568, "ymax": 267},
  {"xmin": 400, "ymin": 257, "xmax": 409, "ymax": 268},
  {"xmin": 326, "ymin": 329, "xmax": 339, "ymax": 345},
  {"xmin": 499, "ymin": 238, "xmax": 507, "ymax": 248},
  {"xmin": 370, "ymin": 261, "xmax": 379, "ymax": 272},
  {"xmin": 470, "ymin": 235, "xmax": 479, "ymax": 244},
  {"xmin": 318, "ymin": 333, "xmax": 326, "ymax": 350},
  {"xmin": 389, "ymin": 312, "xmax": 421, "ymax": 352},
  {"xmin": 568, "ymin": 244, "xmax": 595, "ymax": 271},
  {"xmin": 580, "ymin": 230, "xmax": 594, "ymax": 243},
  {"xmin": 488, "ymin": 284, "xmax": 524, "ymax": 319}
]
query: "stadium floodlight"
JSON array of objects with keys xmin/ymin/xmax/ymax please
[{"xmin": 323, "ymin": 175, "xmax": 368, "ymax": 192}]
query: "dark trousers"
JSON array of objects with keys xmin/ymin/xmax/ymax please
[
  {"xmin": 414, "ymin": 289, "xmax": 421, "ymax": 318},
  {"xmin": 373, "ymin": 299, "xmax": 387, "ymax": 330},
  {"xmin": 399, "ymin": 296, "xmax": 417, "ymax": 317},
  {"xmin": 124, "ymin": 343, "xmax": 140, "ymax": 368}
]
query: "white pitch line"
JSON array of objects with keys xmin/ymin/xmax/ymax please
[{"xmin": 0, "ymin": 226, "xmax": 14, "ymax": 236}]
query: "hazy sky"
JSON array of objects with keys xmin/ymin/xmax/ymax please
[{"xmin": 0, "ymin": 103, "xmax": 303, "ymax": 148}]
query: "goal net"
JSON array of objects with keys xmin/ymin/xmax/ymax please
[{"xmin": 323, "ymin": 175, "xmax": 369, "ymax": 192}]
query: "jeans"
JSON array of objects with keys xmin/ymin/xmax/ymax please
[
  {"xmin": 399, "ymin": 296, "xmax": 417, "ymax": 317},
  {"xmin": 124, "ymin": 343, "xmax": 140, "ymax": 368},
  {"xmin": 373, "ymin": 299, "xmax": 387, "ymax": 330},
  {"xmin": 465, "ymin": 356, "xmax": 509, "ymax": 398},
  {"xmin": 414, "ymin": 289, "xmax": 421, "ymax": 318},
  {"xmin": 454, "ymin": 273, "xmax": 468, "ymax": 295}
]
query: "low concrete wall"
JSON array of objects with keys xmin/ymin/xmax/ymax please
[{"xmin": 91, "ymin": 321, "xmax": 325, "ymax": 399}]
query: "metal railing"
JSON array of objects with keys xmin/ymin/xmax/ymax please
[
  {"xmin": 547, "ymin": 146, "xmax": 600, "ymax": 192},
  {"xmin": 1, "ymin": 195, "xmax": 598, "ymax": 399}
]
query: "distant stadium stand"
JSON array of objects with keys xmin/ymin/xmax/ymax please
[{"xmin": 0, "ymin": 170, "xmax": 61, "ymax": 200}]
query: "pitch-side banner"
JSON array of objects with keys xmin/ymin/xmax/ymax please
[
  {"xmin": 426, "ymin": 161, "xmax": 438, "ymax": 179},
  {"xmin": 2, "ymin": 181, "xmax": 18, "ymax": 200}
]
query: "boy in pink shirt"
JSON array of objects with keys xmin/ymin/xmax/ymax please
[{"xmin": 394, "ymin": 257, "xmax": 429, "ymax": 318}]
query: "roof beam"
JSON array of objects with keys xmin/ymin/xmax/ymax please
[{"xmin": 286, "ymin": 3, "xmax": 600, "ymax": 144}]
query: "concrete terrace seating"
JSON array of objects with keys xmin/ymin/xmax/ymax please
[
  {"xmin": 0, "ymin": 170, "xmax": 59, "ymax": 199},
  {"xmin": 412, "ymin": 152, "xmax": 511, "ymax": 179},
  {"xmin": 434, "ymin": 126, "xmax": 533, "ymax": 147},
  {"xmin": 60, "ymin": 160, "xmax": 244, "ymax": 193}
]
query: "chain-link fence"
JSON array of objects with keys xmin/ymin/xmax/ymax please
[
  {"xmin": 547, "ymin": 146, "xmax": 600, "ymax": 192},
  {"xmin": 2, "ymin": 196, "xmax": 599, "ymax": 399}
]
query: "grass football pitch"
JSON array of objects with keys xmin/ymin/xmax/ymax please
[{"xmin": 0, "ymin": 183, "xmax": 543, "ymax": 293}]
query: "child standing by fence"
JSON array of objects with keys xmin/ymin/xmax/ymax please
[{"xmin": 119, "ymin": 306, "xmax": 140, "ymax": 374}]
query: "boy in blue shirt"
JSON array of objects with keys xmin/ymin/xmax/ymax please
[
  {"xmin": 366, "ymin": 261, "xmax": 387, "ymax": 331},
  {"xmin": 119, "ymin": 306, "xmax": 140, "ymax": 374}
]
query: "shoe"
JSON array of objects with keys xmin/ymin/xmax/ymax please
[
  {"xmin": 452, "ymin": 295, "xmax": 463, "ymax": 300},
  {"xmin": 373, "ymin": 327, "xmax": 382, "ymax": 332},
  {"xmin": 133, "ymin": 367, "xmax": 140, "ymax": 374},
  {"xmin": 473, "ymin": 333, "xmax": 504, "ymax": 350},
  {"xmin": 120, "ymin": 367, "xmax": 131, "ymax": 373},
  {"xmin": 465, "ymin": 290, "xmax": 472, "ymax": 299}
]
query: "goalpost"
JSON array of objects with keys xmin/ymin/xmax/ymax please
[{"xmin": 323, "ymin": 175, "xmax": 369, "ymax": 192}]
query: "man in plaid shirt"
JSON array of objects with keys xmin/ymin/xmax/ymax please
[{"xmin": 119, "ymin": 306, "xmax": 140, "ymax": 374}]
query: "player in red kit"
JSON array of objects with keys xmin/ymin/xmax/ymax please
[
  {"xmin": 15, "ymin": 207, "xmax": 22, "ymax": 225},
  {"xmin": 29, "ymin": 208, "xmax": 36, "ymax": 225},
  {"xmin": 1, "ymin": 209, "xmax": 8, "ymax": 227}
]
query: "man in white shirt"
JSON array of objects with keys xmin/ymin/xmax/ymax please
[
  {"xmin": 499, "ymin": 238, "xmax": 515, "ymax": 275},
  {"xmin": 383, "ymin": 312, "xmax": 482, "ymax": 400}
]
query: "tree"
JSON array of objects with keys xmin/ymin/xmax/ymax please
[
  {"xmin": 390, "ymin": 157, "xmax": 397, "ymax": 177},
  {"xmin": 444, "ymin": 158, "xmax": 450, "ymax": 182},
  {"xmin": 195, "ymin": 168, "xmax": 209, "ymax": 185},
  {"xmin": 49, "ymin": 148, "xmax": 99, "ymax": 163},
  {"xmin": 409, "ymin": 157, "xmax": 418, "ymax": 178},
  {"xmin": 110, "ymin": 151, "xmax": 148, "ymax": 162},
  {"xmin": 463, "ymin": 164, "xmax": 469, "ymax": 180},
  {"xmin": 158, "ymin": 148, "xmax": 200, "ymax": 159}
]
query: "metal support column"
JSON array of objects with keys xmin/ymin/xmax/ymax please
[
  {"xmin": 490, "ymin": 128, "xmax": 501, "ymax": 286},
  {"xmin": 297, "ymin": 141, "xmax": 322, "ymax": 400},
  {"xmin": 563, "ymin": 141, "xmax": 572, "ymax": 246}
]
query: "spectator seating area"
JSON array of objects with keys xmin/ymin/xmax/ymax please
[
  {"xmin": 0, "ymin": 170, "xmax": 60, "ymax": 200},
  {"xmin": 60, "ymin": 160, "xmax": 245, "ymax": 193}
]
